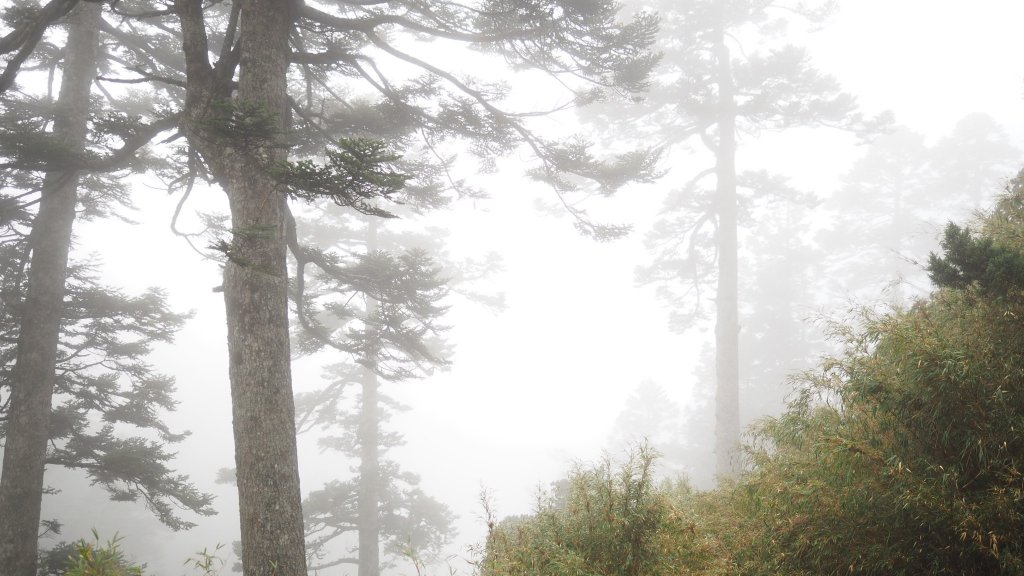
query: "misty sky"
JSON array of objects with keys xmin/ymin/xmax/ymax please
[{"xmin": 30, "ymin": 2, "xmax": 1024, "ymax": 574}]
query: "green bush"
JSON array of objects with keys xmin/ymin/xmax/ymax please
[
  {"xmin": 59, "ymin": 530, "xmax": 144, "ymax": 576},
  {"xmin": 481, "ymin": 446, "xmax": 714, "ymax": 576},
  {"xmin": 731, "ymin": 280, "xmax": 1024, "ymax": 575}
]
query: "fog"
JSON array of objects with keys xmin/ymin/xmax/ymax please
[{"xmin": 4, "ymin": 1, "xmax": 1024, "ymax": 575}]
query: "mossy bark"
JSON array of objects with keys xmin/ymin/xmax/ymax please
[
  {"xmin": 176, "ymin": 0, "xmax": 307, "ymax": 572},
  {"xmin": 224, "ymin": 1, "xmax": 307, "ymax": 574}
]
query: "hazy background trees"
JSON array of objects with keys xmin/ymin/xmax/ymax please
[
  {"xmin": 818, "ymin": 114, "xmax": 1019, "ymax": 307},
  {"xmin": 592, "ymin": 0, "xmax": 889, "ymax": 478}
]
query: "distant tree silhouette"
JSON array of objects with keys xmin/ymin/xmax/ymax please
[
  {"xmin": 819, "ymin": 116, "xmax": 1019, "ymax": 307},
  {"xmin": 612, "ymin": 0, "xmax": 885, "ymax": 478}
]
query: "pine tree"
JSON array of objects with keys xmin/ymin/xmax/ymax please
[
  {"xmin": 290, "ymin": 199, "xmax": 485, "ymax": 574},
  {"xmin": 299, "ymin": 361, "xmax": 456, "ymax": 574},
  {"xmin": 619, "ymin": 0, "xmax": 883, "ymax": 478},
  {"xmin": 0, "ymin": 254, "xmax": 216, "ymax": 526},
  {"xmin": 2, "ymin": 4, "xmax": 117, "ymax": 571},
  {"xmin": 293, "ymin": 215, "xmax": 452, "ymax": 576},
  {"xmin": 0, "ymin": 3, "xmax": 212, "ymax": 572},
  {"xmin": 606, "ymin": 381, "xmax": 693, "ymax": 480},
  {"xmin": 162, "ymin": 2, "xmax": 660, "ymax": 572},
  {"xmin": 0, "ymin": 0, "xmax": 80, "ymax": 94}
]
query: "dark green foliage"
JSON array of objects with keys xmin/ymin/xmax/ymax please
[
  {"xmin": 275, "ymin": 138, "xmax": 410, "ymax": 217},
  {"xmin": 482, "ymin": 448, "xmax": 714, "ymax": 576},
  {"xmin": 202, "ymin": 100, "xmax": 280, "ymax": 150},
  {"xmin": 486, "ymin": 176, "xmax": 1024, "ymax": 576},
  {"xmin": 928, "ymin": 223, "xmax": 1024, "ymax": 297}
]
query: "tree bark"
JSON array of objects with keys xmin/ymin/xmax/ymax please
[
  {"xmin": 0, "ymin": 2, "xmax": 101, "ymax": 573},
  {"xmin": 357, "ymin": 366, "xmax": 382, "ymax": 576},
  {"xmin": 222, "ymin": 0, "xmax": 307, "ymax": 574},
  {"xmin": 358, "ymin": 221, "xmax": 382, "ymax": 576},
  {"xmin": 712, "ymin": 19, "xmax": 741, "ymax": 479},
  {"xmin": 174, "ymin": 0, "xmax": 307, "ymax": 571}
]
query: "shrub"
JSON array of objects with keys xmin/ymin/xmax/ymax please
[
  {"xmin": 733, "ymin": 285, "xmax": 1024, "ymax": 575},
  {"xmin": 59, "ymin": 530, "xmax": 144, "ymax": 576},
  {"xmin": 481, "ymin": 446, "xmax": 714, "ymax": 576}
]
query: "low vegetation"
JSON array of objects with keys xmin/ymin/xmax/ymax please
[{"xmin": 482, "ymin": 446, "xmax": 715, "ymax": 576}]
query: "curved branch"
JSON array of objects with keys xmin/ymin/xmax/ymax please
[
  {"xmin": 298, "ymin": 5, "xmax": 504, "ymax": 45},
  {"xmin": 85, "ymin": 113, "xmax": 182, "ymax": 171},
  {"xmin": 0, "ymin": 0, "xmax": 79, "ymax": 93}
]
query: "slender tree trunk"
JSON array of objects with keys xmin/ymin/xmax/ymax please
[
  {"xmin": 0, "ymin": 3, "xmax": 100, "ymax": 572},
  {"xmin": 890, "ymin": 175, "xmax": 905, "ymax": 305},
  {"xmin": 222, "ymin": 1, "xmax": 306, "ymax": 573},
  {"xmin": 712, "ymin": 20, "xmax": 741, "ymax": 479},
  {"xmin": 357, "ymin": 366, "xmax": 382, "ymax": 576},
  {"xmin": 358, "ymin": 221, "xmax": 381, "ymax": 576}
]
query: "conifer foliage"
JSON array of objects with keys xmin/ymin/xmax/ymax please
[{"xmin": 292, "ymin": 212, "xmax": 456, "ymax": 575}]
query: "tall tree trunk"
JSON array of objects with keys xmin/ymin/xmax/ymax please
[
  {"xmin": 223, "ymin": 0, "xmax": 307, "ymax": 573},
  {"xmin": 358, "ymin": 221, "xmax": 381, "ymax": 576},
  {"xmin": 0, "ymin": 3, "xmax": 100, "ymax": 572},
  {"xmin": 357, "ymin": 367, "xmax": 382, "ymax": 576},
  {"xmin": 712, "ymin": 20, "xmax": 741, "ymax": 479}
]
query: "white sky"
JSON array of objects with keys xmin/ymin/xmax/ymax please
[{"xmin": 39, "ymin": 2, "xmax": 1024, "ymax": 574}]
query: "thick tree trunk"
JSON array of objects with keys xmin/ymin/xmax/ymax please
[
  {"xmin": 713, "ymin": 22, "xmax": 741, "ymax": 479},
  {"xmin": 223, "ymin": 1, "xmax": 307, "ymax": 574},
  {"xmin": 0, "ymin": 3, "xmax": 100, "ymax": 573},
  {"xmin": 358, "ymin": 221, "xmax": 381, "ymax": 576}
]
